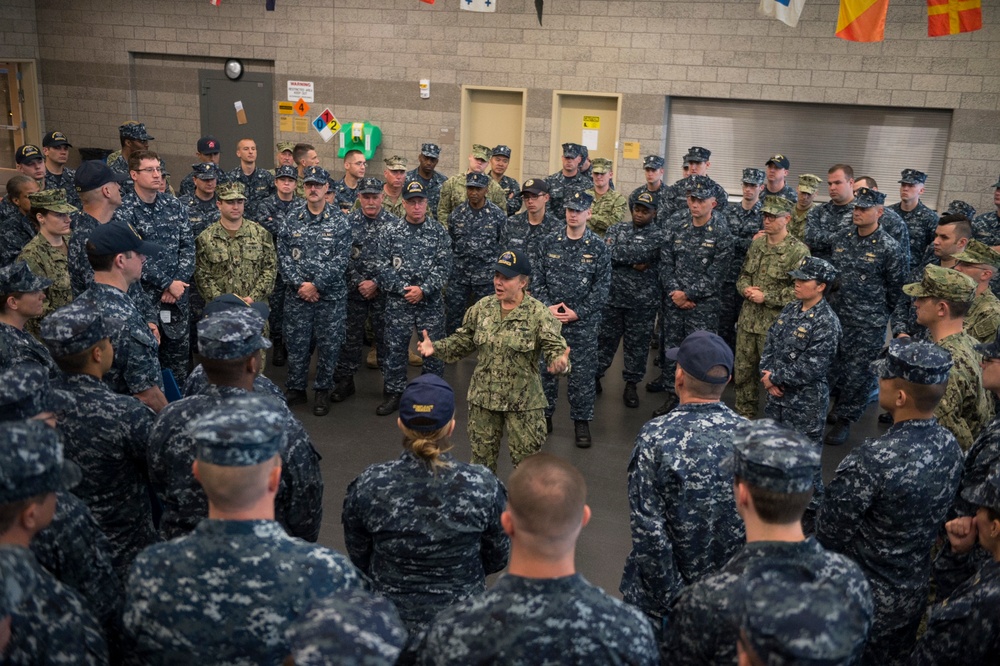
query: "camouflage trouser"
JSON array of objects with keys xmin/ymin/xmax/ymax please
[
  {"xmin": 862, "ymin": 582, "xmax": 925, "ymax": 666},
  {"xmin": 467, "ymin": 403, "xmax": 546, "ymax": 474},
  {"xmin": 284, "ymin": 291, "xmax": 346, "ymax": 391},
  {"xmin": 659, "ymin": 297, "xmax": 722, "ymax": 392},
  {"xmin": 444, "ymin": 281, "xmax": 493, "ymax": 335},
  {"xmin": 269, "ymin": 273, "xmax": 286, "ymax": 339},
  {"xmin": 381, "ymin": 296, "xmax": 445, "ymax": 394},
  {"xmin": 829, "ymin": 325, "xmax": 886, "ymax": 423},
  {"xmin": 542, "ymin": 321, "xmax": 599, "ymax": 421},
  {"xmin": 734, "ymin": 329, "xmax": 767, "ymax": 418},
  {"xmin": 717, "ymin": 278, "xmax": 739, "ymax": 350},
  {"xmin": 597, "ymin": 304, "xmax": 657, "ymax": 384},
  {"xmin": 335, "ymin": 295, "xmax": 385, "ymax": 379},
  {"xmin": 157, "ymin": 301, "xmax": 191, "ymax": 385}
]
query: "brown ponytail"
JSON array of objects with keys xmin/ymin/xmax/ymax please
[{"xmin": 401, "ymin": 423, "xmax": 454, "ymax": 470}]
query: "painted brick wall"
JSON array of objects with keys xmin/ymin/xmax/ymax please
[{"xmin": 8, "ymin": 0, "xmax": 999, "ymax": 211}]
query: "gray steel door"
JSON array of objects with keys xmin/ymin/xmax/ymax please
[{"xmin": 199, "ymin": 70, "xmax": 274, "ymax": 172}]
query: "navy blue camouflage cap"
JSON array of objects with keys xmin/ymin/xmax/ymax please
[
  {"xmin": 286, "ymin": 590, "xmax": 407, "ymax": 666},
  {"xmin": 902, "ymin": 264, "xmax": 976, "ymax": 303},
  {"xmin": 15, "ymin": 145, "xmax": 43, "ymax": 165},
  {"xmin": 274, "ymin": 164, "xmax": 298, "ymax": 180},
  {"xmin": 302, "ymin": 166, "xmax": 330, "ymax": 185},
  {"xmin": 357, "ymin": 177, "xmax": 383, "ymax": 194},
  {"xmin": 946, "ymin": 200, "xmax": 976, "ymax": 220},
  {"xmin": 643, "ymin": 155, "xmax": 665, "ymax": 170},
  {"xmin": 765, "ymin": 153, "xmax": 790, "ymax": 169},
  {"xmin": 75, "ymin": 160, "xmax": 128, "ymax": 192},
  {"xmin": 41, "ymin": 299, "xmax": 114, "ymax": 358},
  {"xmin": 742, "ymin": 168, "xmax": 766, "ymax": 186},
  {"xmin": 197, "ymin": 136, "xmax": 221, "ymax": 154},
  {"xmin": 561, "ymin": 142, "xmax": 583, "ymax": 159},
  {"xmin": 89, "ymin": 220, "xmax": 163, "ymax": 257},
  {"xmin": 0, "ymin": 261, "xmax": 52, "ymax": 295},
  {"xmin": 118, "ymin": 121, "xmax": 154, "ymax": 141},
  {"xmin": 564, "ymin": 189, "xmax": 594, "ymax": 211},
  {"xmin": 961, "ymin": 463, "xmax": 1000, "ymax": 514},
  {"xmin": 496, "ymin": 249, "xmax": 531, "ymax": 278},
  {"xmin": 400, "ymin": 374, "xmax": 456, "ymax": 433},
  {"xmin": 666, "ymin": 330, "xmax": 733, "ymax": 384},
  {"xmin": 634, "ymin": 191, "xmax": 657, "ymax": 210},
  {"xmin": 684, "ymin": 146, "xmax": 711, "ymax": 163},
  {"xmin": 731, "ymin": 419, "xmax": 820, "ymax": 494},
  {"xmin": 191, "ymin": 162, "xmax": 221, "ymax": 180},
  {"xmin": 196, "ymin": 307, "xmax": 271, "ymax": 360},
  {"xmin": 871, "ymin": 337, "xmax": 952, "ymax": 385},
  {"xmin": 0, "ymin": 546, "xmax": 38, "ymax": 617},
  {"xmin": 852, "ymin": 187, "xmax": 886, "ymax": 208},
  {"xmin": 189, "ymin": 394, "xmax": 288, "ymax": 466},
  {"xmin": 898, "ymin": 168, "xmax": 927, "ymax": 185},
  {"xmin": 0, "ymin": 420, "xmax": 81, "ymax": 503},
  {"xmin": 0, "ymin": 363, "xmax": 67, "ymax": 422},
  {"xmin": 686, "ymin": 175, "xmax": 718, "ymax": 200},
  {"xmin": 520, "ymin": 178, "xmax": 549, "ymax": 196},
  {"xmin": 740, "ymin": 564, "xmax": 869, "ymax": 666},
  {"xmin": 465, "ymin": 172, "xmax": 489, "ymax": 189},
  {"xmin": 42, "ymin": 131, "xmax": 71, "ymax": 148},
  {"xmin": 420, "ymin": 143, "xmax": 441, "ymax": 158},
  {"xmin": 491, "ymin": 144, "xmax": 511, "ymax": 158},
  {"xmin": 402, "ymin": 180, "xmax": 427, "ymax": 200},
  {"xmin": 202, "ymin": 293, "xmax": 270, "ymax": 321},
  {"xmin": 788, "ymin": 256, "xmax": 838, "ymax": 285}
]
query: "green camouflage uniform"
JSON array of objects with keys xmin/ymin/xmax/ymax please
[
  {"xmin": 194, "ymin": 220, "xmax": 277, "ymax": 305},
  {"xmin": 585, "ymin": 188, "xmax": 627, "ymax": 237},
  {"xmin": 734, "ymin": 232, "xmax": 810, "ymax": 418},
  {"xmin": 935, "ymin": 330, "xmax": 993, "ymax": 451},
  {"xmin": 17, "ymin": 234, "xmax": 73, "ymax": 335},
  {"xmin": 965, "ymin": 289, "xmax": 1000, "ymax": 344},
  {"xmin": 788, "ymin": 203, "xmax": 816, "ymax": 242},
  {"xmin": 436, "ymin": 174, "xmax": 506, "ymax": 226},
  {"xmin": 432, "ymin": 294, "xmax": 569, "ymax": 473}
]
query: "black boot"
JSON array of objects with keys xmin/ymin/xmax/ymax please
[
  {"xmin": 284, "ymin": 389, "xmax": 307, "ymax": 406},
  {"xmin": 330, "ymin": 376, "xmax": 355, "ymax": 403},
  {"xmin": 574, "ymin": 420, "xmax": 592, "ymax": 448},
  {"xmin": 272, "ymin": 337, "xmax": 287, "ymax": 367},
  {"xmin": 623, "ymin": 382, "xmax": 639, "ymax": 408},
  {"xmin": 313, "ymin": 390, "xmax": 330, "ymax": 416},
  {"xmin": 646, "ymin": 374, "xmax": 667, "ymax": 393},
  {"xmin": 824, "ymin": 419, "xmax": 851, "ymax": 446},
  {"xmin": 376, "ymin": 393, "xmax": 401, "ymax": 416},
  {"xmin": 651, "ymin": 392, "xmax": 679, "ymax": 418}
]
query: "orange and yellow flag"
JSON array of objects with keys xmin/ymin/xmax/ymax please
[
  {"xmin": 928, "ymin": 0, "xmax": 982, "ymax": 36},
  {"xmin": 836, "ymin": 0, "xmax": 890, "ymax": 41}
]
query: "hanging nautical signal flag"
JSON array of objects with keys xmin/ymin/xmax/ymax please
[
  {"xmin": 836, "ymin": 0, "xmax": 889, "ymax": 41},
  {"xmin": 461, "ymin": 0, "xmax": 496, "ymax": 12},
  {"xmin": 210, "ymin": 0, "xmax": 220, "ymax": 5},
  {"xmin": 759, "ymin": 0, "xmax": 806, "ymax": 28},
  {"xmin": 420, "ymin": 0, "xmax": 434, "ymax": 4},
  {"xmin": 928, "ymin": 0, "xmax": 982, "ymax": 36}
]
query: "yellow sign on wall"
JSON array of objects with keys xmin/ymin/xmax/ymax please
[
  {"xmin": 278, "ymin": 102, "xmax": 294, "ymax": 115},
  {"xmin": 623, "ymin": 142, "xmax": 640, "ymax": 159},
  {"xmin": 583, "ymin": 115, "xmax": 601, "ymax": 129}
]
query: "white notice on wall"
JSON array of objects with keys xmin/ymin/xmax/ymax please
[
  {"xmin": 581, "ymin": 129, "xmax": 598, "ymax": 151},
  {"xmin": 287, "ymin": 80, "xmax": 314, "ymax": 103}
]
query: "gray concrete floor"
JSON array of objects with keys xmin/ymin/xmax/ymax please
[{"xmin": 264, "ymin": 340, "xmax": 882, "ymax": 598}]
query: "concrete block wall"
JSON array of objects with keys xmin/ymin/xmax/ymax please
[{"xmin": 7, "ymin": 0, "xmax": 999, "ymax": 211}]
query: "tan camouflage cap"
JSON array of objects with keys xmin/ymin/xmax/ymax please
[
  {"xmin": 27, "ymin": 189, "xmax": 78, "ymax": 214},
  {"xmin": 902, "ymin": 264, "xmax": 976, "ymax": 303},
  {"xmin": 954, "ymin": 239, "xmax": 1000, "ymax": 268},
  {"xmin": 276, "ymin": 141, "xmax": 296, "ymax": 153},
  {"xmin": 590, "ymin": 157, "xmax": 613, "ymax": 174},
  {"xmin": 216, "ymin": 181, "xmax": 247, "ymax": 201},
  {"xmin": 383, "ymin": 155, "xmax": 407, "ymax": 171},
  {"xmin": 471, "ymin": 144, "xmax": 492, "ymax": 161},
  {"xmin": 762, "ymin": 195, "xmax": 794, "ymax": 216},
  {"xmin": 797, "ymin": 174, "xmax": 822, "ymax": 194}
]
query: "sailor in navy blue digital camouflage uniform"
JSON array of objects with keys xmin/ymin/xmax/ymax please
[
  {"xmin": 817, "ymin": 338, "xmax": 963, "ymax": 666},
  {"xmin": 0, "ymin": 420, "xmax": 109, "ymax": 665},
  {"xmin": 721, "ymin": 167, "xmax": 766, "ymax": 349},
  {"xmin": 343, "ymin": 375, "xmax": 509, "ymax": 635},
  {"xmin": 488, "ymin": 144, "xmax": 521, "ymax": 216},
  {"xmin": 890, "ymin": 168, "xmax": 940, "ymax": 272},
  {"xmin": 375, "ymin": 180, "xmax": 451, "ymax": 416},
  {"xmin": 545, "ymin": 142, "xmax": 593, "ymax": 220},
  {"xmin": 656, "ymin": 146, "xmax": 730, "ymax": 224},
  {"xmin": 417, "ymin": 453, "xmax": 658, "ymax": 666},
  {"xmin": 443, "ymin": 171, "xmax": 506, "ymax": 335},
  {"xmin": 0, "ymin": 261, "xmax": 60, "ymax": 378},
  {"xmin": 278, "ymin": 165, "xmax": 352, "ymax": 412},
  {"xmin": 533, "ymin": 189, "xmax": 611, "ymax": 446},
  {"xmin": 824, "ymin": 187, "xmax": 906, "ymax": 446},
  {"xmin": 667, "ymin": 419, "xmax": 873, "ymax": 664},
  {"xmin": 499, "ymin": 177, "xmax": 561, "ymax": 270},
  {"xmin": 406, "ymin": 143, "xmax": 447, "ymax": 220},
  {"xmin": 804, "ymin": 164, "xmax": 856, "ymax": 262},
  {"xmin": 628, "ymin": 154, "xmax": 667, "ymax": 211},
  {"xmin": 652, "ymin": 175, "xmax": 734, "ymax": 416},
  {"xmin": 147, "ymin": 307, "xmax": 324, "ymax": 543},
  {"xmin": 177, "ymin": 161, "xmax": 222, "ymax": 238},
  {"xmin": 596, "ymin": 190, "xmax": 663, "ymax": 410},
  {"xmin": 124, "ymin": 395, "xmax": 363, "ymax": 665},
  {"xmin": 67, "ymin": 160, "xmax": 133, "ymax": 297},
  {"xmin": 40, "ymin": 300, "xmax": 158, "ymax": 581},
  {"xmin": 621, "ymin": 331, "xmax": 746, "ymax": 645},
  {"xmin": 41, "ymin": 130, "xmax": 81, "ymax": 208}
]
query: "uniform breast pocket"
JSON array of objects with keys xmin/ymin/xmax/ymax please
[
  {"xmin": 241, "ymin": 242, "xmax": 264, "ymax": 262},
  {"xmin": 206, "ymin": 246, "xmax": 230, "ymax": 264},
  {"xmin": 786, "ymin": 331, "xmax": 811, "ymax": 360},
  {"xmin": 504, "ymin": 327, "xmax": 536, "ymax": 352}
]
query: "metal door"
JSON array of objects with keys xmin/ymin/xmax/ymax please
[{"xmin": 199, "ymin": 70, "xmax": 274, "ymax": 172}]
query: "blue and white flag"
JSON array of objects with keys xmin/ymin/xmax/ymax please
[
  {"xmin": 461, "ymin": 0, "xmax": 497, "ymax": 12},
  {"xmin": 759, "ymin": 0, "xmax": 805, "ymax": 27}
]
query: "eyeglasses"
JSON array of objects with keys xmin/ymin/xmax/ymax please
[{"xmin": 135, "ymin": 167, "xmax": 163, "ymax": 174}]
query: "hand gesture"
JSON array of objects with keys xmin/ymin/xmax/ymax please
[
  {"xmin": 417, "ymin": 329, "xmax": 435, "ymax": 358},
  {"xmin": 547, "ymin": 346, "xmax": 570, "ymax": 374}
]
